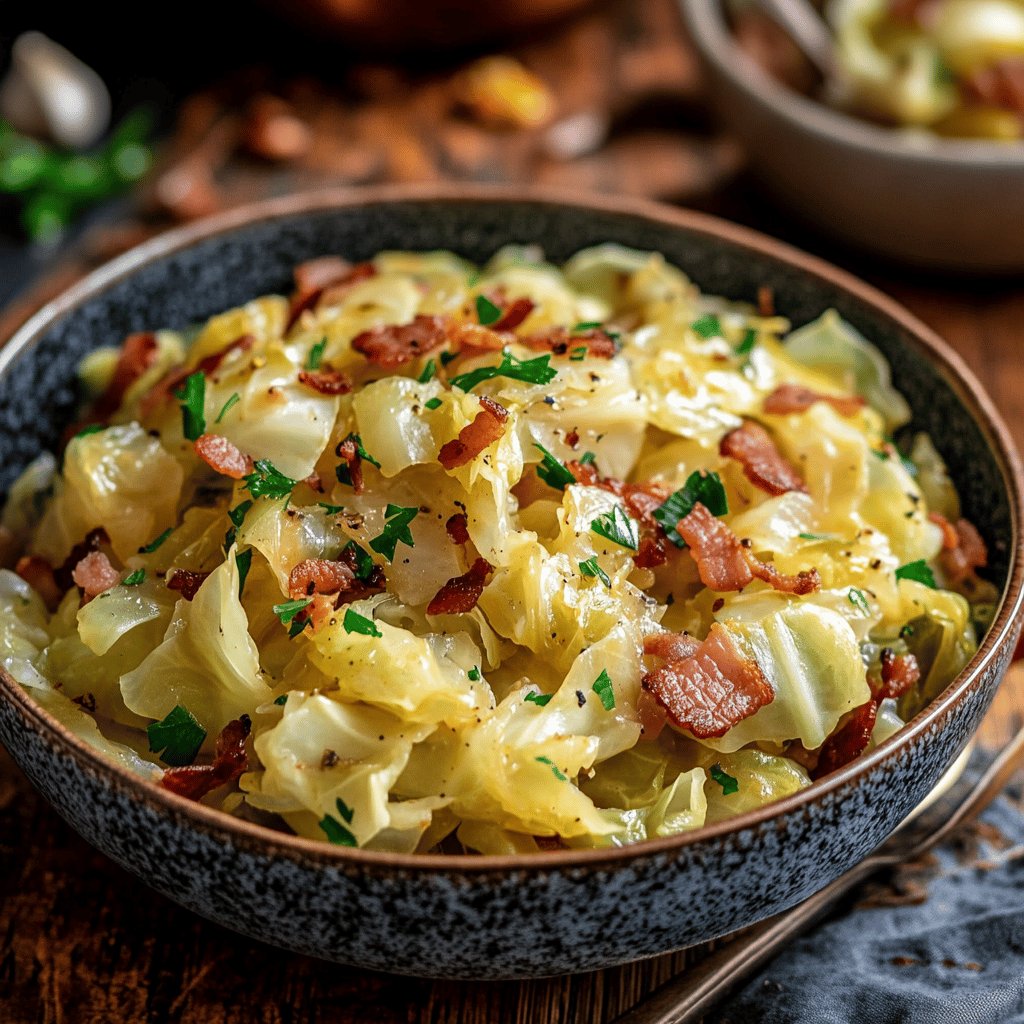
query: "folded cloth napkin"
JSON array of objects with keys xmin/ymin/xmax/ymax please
[{"xmin": 715, "ymin": 773, "xmax": 1024, "ymax": 1024}]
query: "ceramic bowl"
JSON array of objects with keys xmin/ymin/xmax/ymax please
[
  {"xmin": 0, "ymin": 187, "xmax": 1021, "ymax": 979},
  {"xmin": 677, "ymin": 0, "xmax": 1024, "ymax": 273}
]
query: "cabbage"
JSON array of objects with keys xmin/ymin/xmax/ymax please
[
  {"xmin": 2, "ymin": 452, "xmax": 56, "ymax": 546},
  {"xmin": 699, "ymin": 748, "xmax": 810, "ymax": 824},
  {"xmin": 0, "ymin": 569, "xmax": 51, "ymax": 689},
  {"xmin": 911, "ymin": 432, "xmax": 960, "ymax": 522}
]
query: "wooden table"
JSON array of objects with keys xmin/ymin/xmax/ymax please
[{"xmin": 2, "ymin": 1, "xmax": 1023, "ymax": 1020}]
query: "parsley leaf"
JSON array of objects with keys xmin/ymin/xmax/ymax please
[
  {"xmin": 307, "ymin": 337, "xmax": 328, "ymax": 370},
  {"xmin": 569, "ymin": 346, "xmax": 588, "ymax": 361},
  {"xmin": 592, "ymin": 669, "xmax": 615, "ymax": 711},
  {"xmin": 573, "ymin": 320, "xmax": 603, "ymax": 332},
  {"xmin": 318, "ymin": 502, "xmax": 344, "ymax": 515},
  {"xmin": 440, "ymin": 350, "xmax": 458, "ymax": 367},
  {"xmin": 342, "ymin": 540, "xmax": 377, "ymax": 582},
  {"xmin": 369, "ymin": 504, "xmax": 418, "ymax": 561},
  {"xmin": 736, "ymin": 328, "xmax": 757, "ymax": 356},
  {"xmin": 74, "ymin": 423, "xmax": 105, "ymax": 438},
  {"xmin": 691, "ymin": 313, "xmax": 722, "ymax": 339},
  {"xmin": 652, "ymin": 470, "xmax": 729, "ymax": 548},
  {"xmin": 896, "ymin": 560, "xmax": 937, "ymax": 588},
  {"xmin": 343, "ymin": 608, "xmax": 382, "ymax": 637},
  {"xmin": 709, "ymin": 763, "xmax": 739, "ymax": 795},
  {"xmin": 468, "ymin": 666, "xmax": 481, "ymax": 681},
  {"xmin": 274, "ymin": 597, "xmax": 312, "ymax": 630},
  {"xmin": 534, "ymin": 443, "xmax": 575, "ymax": 490},
  {"xmin": 536, "ymin": 755, "xmax": 567, "ymax": 781},
  {"xmin": 525, "ymin": 691, "xmax": 552, "ymax": 707},
  {"xmin": 578, "ymin": 557, "xmax": 611, "ymax": 587},
  {"xmin": 319, "ymin": 797, "xmax": 357, "ymax": 847},
  {"xmin": 449, "ymin": 350, "xmax": 557, "ymax": 392},
  {"xmin": 147, "ymin": 705, "xmax": 206, "ymax": 767},
  {"xmin": 244, "ymin": 460, "xmax": 298, "ymax": 501},
  {"xmin": 139, "ymin": 527, "xmax": 173, "ymax": 554},
  {"xmin": 122, "ymin": 568, "xmax": 145, "ymax": 586},
  {"xmin": 224, "ymin": 499, "xmax": 254, "ymax": 551},
  {"xmin": 476, "ymin": 294, "xmax": 502, "ymax": 326},
  {"xmin": 798, "ymin": 532, "xmax": 835, "ymax": 541},
  {"xmin": 579, "ymin": 451, "xmax": 596, "ymax": 466},
  {"xmin": 273, "ymin": 694, "xmax": 288, "ymax": 706},
  {"xmin": 235, "ymin": 548, "xmax": 252, "ymax": 598},
  {"xmin": 590, "ymin": 505, "xmax": 639, "ymax": 551},
  {"xmin": 418, "ymin": 358, "xmax": 437, "ymax": 383},
  {"xmin": 215, "ymin": 392, "xmax": 240, "ymax": 424},
  {"xmin": 847, "ymin": 587, "xmax": 870, "ymax": 614},
  {"xmin": 424, "ymin": 397, "xmax": 442, "ymax": 411},
  {"xmin": 174, "ymin": 370, "xmax": 206, "ymax": 441}
]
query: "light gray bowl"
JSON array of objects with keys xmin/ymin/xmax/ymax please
[{"xmin": 678, "ymin": 0, "xmax": 1024, "ymax": 272}]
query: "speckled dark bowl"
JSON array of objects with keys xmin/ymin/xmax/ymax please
[{"xmin": 0, "ymin": 187, "xmax": 1021, "ymax": 980}]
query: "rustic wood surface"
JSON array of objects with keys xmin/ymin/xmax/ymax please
[{"xmin": 1, "ymin": 0, "xmax": 1023, "ymax": 1020}]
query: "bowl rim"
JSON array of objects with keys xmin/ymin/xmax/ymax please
[
  {"xmin": 677, "ymin": 0, "xmax": 1024, "ymax": 168},
  {"xmin": 1, "ymin": 182, "xmax": 1022, "ymax": 874}
]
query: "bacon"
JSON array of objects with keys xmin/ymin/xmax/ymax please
[
  {"xmin": 287, "ymin": 558, "xmax": 356, "ymax": 600},
  {"xmin": 720, "ymin": 421, "xmax": 806, "ymax": 496},
  {"xmin": 297, "ymin": 368, "xmax": 353, "ymax": 395},
  {"xmin": 303, "ymin": 471, "xmax": 324, "ymax": 494},
  {"xmin": 71, "ymin": 552, "xmax": 120, "ymax": 599},
  {"xmin": 351, "ymin": 314, "xmax": 449, "ymax": 367},
  {"xmin": 763, "ymin": 383, "xmax": 865, "ymax": 418},
  {"xmin": 757, "ymin": 285, "xmax": 775, "ymax": 318},
  {"xmin": 490, "ymin": 296, "xmax": 535, "ymax": 332},
  {"xmin": 642, "ymin": 623, "xmax": 775, "ymax": 739},
  {"xmin": 812, "ymin": 701, "xmax": 878, "ymax": 780},
  {"xmin": 426, "ymin": 557, "xmax": 492, "ymax": 615},
  {"xmin": 338, "ymin": 545, "xmax": 387, "ymax": 600},
  {"xmin": 55, "ymin": 527, "xmax": 110, "ymax": 590},
  {"xmin": 636, "ymin": 688, "xmax": 669, "ymax": 742},
  {"xmin": 438, "ymin": 396, "xmax": 508, "ymax": 470},
  {"xmin": 446, "ymin": 513, "xmax": 470, "ymax": 545},
  {"xmin": 88, "ymin": 332, "xmax": 160, "ymax": 424},
  {"xmin": 287, "ymin": 258, "xmax": 377, "ymax": 330},
  {"xmin": 565, "ymin": 428, "xmax": 580, "ymax": 449},
  {"xmin": 523, "ymin": 326, "xmax": 618, "ymax": 359},
  {"xmin": 928, "ymin": 511, "xmax": 960, "ymax": 550},
  {"xmin": 962, "ymin": 58, "xmax": 1024, "ymax": 114},
  {"xmin": 567, "ymin": 460, "xmax": 671, "ymax": 527},
  {"xmin": 643, "ymin": 632, "xmax": 701, "ymax": 662},
  {"xmin": 676, "ymin": 502, "xmax": 820, "ymax": 595},
  {"xmin": 194, "ymin": 433, "xmax": 254, "ymax": 480},
  {"xmin": 940, "ymin": 517, "xmax": 988, "ymax": 587},
  {"xmin": 15, "ymin": 555, "xmax": 62, "ymax": 610},
  {"xmin": 336, "ymin": 436, "xmax": 367, "ymax": 494},
  {"xmin": 876, "ymin": 649, "xmax": 921, "ymax": 701},
  {"xmin": 160, "ymin": 715, "xmax": 251, "ymax": 801},
  {"xmin": 635, "ymin": 534, "xmax": 668, "ymax": 569},
  {"xmin": 140, "ymin": 334, "xmax": 254, "ymax": 417},
  {"xmin": 167, "ymin": 569, "xmax": 210, "ymax": 601}
]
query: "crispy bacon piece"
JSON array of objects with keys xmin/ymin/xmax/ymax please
[
  {"xmin": 167, "ymin": 569, "xmax": 210, "ymax": 601},
  {"xmin": 523, "ymin": 326, "xmax": 618, "ymax": 359},
  {"xmin": 336, "ymin": 436, "xmax": 367, "ymax": 494},
  {"xmin": 438, "ymin": 396, "xmax": 509, "ymax": 470},
  {"xmin": 303, "ymin": 471, "xmax": 324, "ymax": 494},
  {"xmin": 89, "ymin": 332, "xmax": 160, "ymax": 423},
  {"xmin": 757, "ymin": 285, "xmax": 775, "ymax": 318},
  {"xmin": 962, "ymin": 58, "xmax": 1024, "ymax": 114},
  {"xmin": 15, "ymin": 555, "xmax": 62, "ymax": 610},
  {"xmin": 636, "ymin": 688, "xmax": 670, "ymax": 742},
  {"xmin": 567, "ymin": 460, "xmax": 671, "ymax": 527},
  {"xmin": 72, "ymin": 552, "xmax": 120, "ymax": 599},
  {"xmin": 940, "ymin": 517, "xmax": 988, "ymax": 587},
  {"xmin": 812, "ymin": 701, "xmax": 878, "ymax": 780},
  {"xmin": 140, "ymin": 334, "xmax": 255, "ymax": 417},
  {"xmin": 720, "ymin": 421, "xmax": 806, "ymax": 496},
  {"xmin": 351, "ymin": 314, "xmax": 449, "ymax": 367},
  {"xmin": 928, "ymin": 511, "xmax": 960, "ymax": 550},
  {"xmin": 490, "ymin": 296, "xmax": 535, "ymax": 332},
  {"xmin": 55, "ymin": 527, "xmax": 110, "ymax": 591},
  {"xmin": 338, "ymin": 545, "xmax": 387, "ymax": 600},
  {"xmin": 676, "ymin": 502, "xmax": 820, "ymax": 595},
  {"xmin": 642, "ymin": 623, "xmax": 775, "ymax": 739},
  {"xmin": 287, "ymin": 558, "xmax": 356, "ymax": 600},
  {"xmin": 287, "ymin": 258, "xmax": 377, "ymax": 330},
  {"xmin": 763, "ymin": 383, "xmax": 865, "ymax": 418},
  {"xmin": 446, "ymin": 513, "xmax": 470, "ymax": 545},
  {"xmin": 565, "ymin": 428, "xmax": 580, "ymax": 449},
  {"xmin": 643, "ymin": 632, "xmax": 701, "ymax": 663},
  {"xmin": 877, "ymin": 649, "xmax": 921, "ymax": 701},
  {"xmin": 297, "ymin": 368, "xmax": 353, "ymax": 395},
  {"xmin": 161, "ymin": 715, "xmax": 251, "ymax": 801},
  {"xmin": 635, "ymin": 534, "xmax": 669, "ymax": 569},
  {"xmin": 194, "ymin": 433, "xmax": 253, "ymax": 480},
  {"xmin": 427, "ymin": 557, "xmax": 492, "ymax": 615}
]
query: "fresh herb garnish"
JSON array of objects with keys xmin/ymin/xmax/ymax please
[
  {"xmin": 534, "ymin": 443, "xmax": 575, "ymax": 490},
  {"xmin": 525, "ymin": 691, "xmax": 553, "ymax": 707},
  {"xmin": 335, "ymin": 433, "xmax": 381, "ymax": 487},
  {"xmin": 139, "ymin": 527, "xmax": 173, "ymax": 554},
  {"xmin": 652, "ymin": 470, "xmax": 729, "ymax": 548},
  {"xmin": 174, "ymin": 370, "xmax": 206, "ymax": 441},
  {"xmin": 74, "ymin": 423, "xmax": 105, "ymax": 438},
  {"xmin": 476, "ymin": 294, "xmax": 502, "ymax": 326},
  {"xmin": 709, "ymin": 763, "xmax": 739, "ymax": 795},
  {"xmin": 691, "ymin": 313, "xmax": 722, "ymax": 339},
  {"xmin": 440, "ymin": 350, "xmax": 459, "ymax": 367},
  {"xmin": 215, "ymin": 392, "xmax": 240, "ymax": 424},
  {"xmin": 244, "ymin": 460, "xmax": 297, "ymax": 501},
  {"xmin": 418, "ymin": 358, "xmax": 437, "ymax": 383},
  {"xmin": 449, "ymin": 350, "xmax": 557, "ymax": 392},
  {"xmin": 590, "ymin": 505, "xmax": 639, "ymax": 551},
  {"xmin": 318, "ymin": 502, "xmax": 344, "ymax": 515},
  {"xmin": 343, "ymin": 608, "xmax": 382, "ymax": 637},
  {"xmin": 798, "ymin": 532, "xmax": 834, "ymax": 541},
  {"xmin": 579, "ymin": 451, "xmax": 597, "ymax": 466},
  {"xmin": 536, "ymin": 755, "xmax": 567, "ymax": 781},
  {"xmin": 592, "ymin": 669, "xmax": 616, "ymax": 711},
  {"xmin": 578, "ymin": 557, "xmax": 611, "ymax": 588},
  {"xmin": 899, "ymin": 624, "xmax": 915, "ymax": 640},
  {"xmin": 569, "ymin": 346, "xmax": 588, "ymax": 361},
  {"xmin": 274, "ymin": 597, "xmax": 312, "ymax": 630},
  {"xmin": 736, "ymin": 329, "xmax": 757, "ymax": 356},
  {"xmin": 468, "ymin": 666, "xmax": 481, "ymax": 681},
  {"xmin": 235, "ymin": 549, "xmax": 252, "ymax": 598},
  {"xmin": 147, "ymin": 705, "xmax": 206, "ymax": 767},
  {"xmin": 307, "ymin": 337, "xmax": 328, "ymax": 370},
  {"xmin": 342, "ymin": 540, "xmax": 377, "ymax": 582},
  {"xmin": 122, "ymin": 568, "xmax": 145, "ymax": 586},
  {"xmin": 319, "ymin": 797, "xmax": 357, "ymax": 847},
  {"xmin": 369, "ymin": 504, "xmax": 419, "ymax": 561},
  {"xmin": 273, "ymin": 694, "xmax": 288, "ymax": 706},
  {"xmin": 424, "ymin": 397, "xmax": 443, "ymax": 411},
  {"xmin": 847, "ymin": 587, "xmax": 870, "ymax": 615},
  {"xmin": 573, "ymin": 320, "xmax": 603, "ymax": 332},
  {"xmin": 224, "ymin": 499, "xmax": 254, "ymax": 551},
  {"xmin": 896, "ymin": 560, "xmax": 937, "ymax": 588}
]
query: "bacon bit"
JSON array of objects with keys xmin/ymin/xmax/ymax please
[
  {"xmin": 643, "ymin": 632, "xmax": 701, "ymax": 662},
  {"xmin": 194, "ymin": 433, "xmax": 254, "ymax": 480},
  {"xmin": 438, "ymin": 396, "xmax": 509, "ymax": 470},
  {"xmin": 446, "ymin": 513, "xmax": 470, "ymax": 545},
  {"xmin": 642, "ymin": 623, "xmax": 775, "ymax": 739},
  {"xmin": 676, "ymin": 502, "xmax": 820, "ymax": 595},
  {"xmin": 161, "ymin": 715, "xmax": 251, "ymax": 801},
  {"xmin": 812, "ymin": 701, "xmax": 878, "ymax": 779},
  {"xmin": 287, "ymin": 558, "xmax": 356, "ymax": 600},
  {"xmin": 523, "ymin": 326, "xmax": 618, "ymax": 359},
  {"xmin": 303, "ymin": 471, "xmax": 324, "ymax": 494},
  {"xmin": 940, "ymin": 517, "xmax": 988, "ymax": 587},
  {"xmin": 876, "ymin": 649, "xmax": 921, "ymax": 701},
  {"xmin": 962, "ymin": 58, "xmax": 1024, "ymax": 114},
  {"xmin": 167, "ymin": 569, "xmax": 210, "ymax": 601},
  {"xmin": 636, "ymin": 688, "xmax": 670, "ymax": 742},
  {"xmin": 635, "ymin": 534, "xmax": 668, "ymax": 569},
  {"xmin": 351, "ymin": 314, "xmax": 449, "ymax": 367},
  {"xmin": 88, "ymin": 332, "xmax": 160, "ymax": 424},
  {"xmin": 338, "ymin": 545, "xmax": 387, "ymax": 601},
  {"xmin": 720, "ymin": 421, "xmax": 806, "ymax": 496},
  {"xmin": 15, "ymin": 555, "xmax": 62, "ymax": 610},
  {"xmin": 490, "ymin": 296, "xmax": 536, "ymax": 332},
  {"xmin": 55, "ymin": 527, "xmax": 110, "ymax": 590},
  {"xmin": 427, "ymin": 557, "xmax": 492, "ymax": 615},
  {"xmin": 757, "ymin": 285, "xmax": 775, "ymax": 318},
  {"xmin": 887, "ymin": 0, "xmax": 930, "ymax": 24},
  {"xmin": 567, "ymin": 460, "xmax": 671, "ymax": 527},
  {"xmin": 287, "ymin": 258, "xmax": 377, "ymax": 331},
  {"xmin": 928, "ymin": 511, "xmax": 960, "ymax": 550},
  {"xmin": 565, "ymin": 428, "xmax": 580, "ymax": 449},
  {"xmin": 140, "ymin": 334, "xmax": 254, "ymax": 417},
  {"xmin": 297, "ymin": 369, "xmax": 353, "ymax": 395},
  {"xmin": 763, "ymin": 383, "xmax": 866, "ymax": 418},
  {"xmin": 72, "ymin": 552, "xmax": 120, "ymax": 599},
  {"xmin": 198, "ymin": 334, "xmax": 255, "ymax": 376},
  {"xmin": 337, "ymin": 436, "xmax": 367, "ymax": 494}
]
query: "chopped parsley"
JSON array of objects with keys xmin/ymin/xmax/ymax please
[
  {"xmin": 569, "ymin": 346, "xmax": 588, "ymax": 361},
  {"xmin": 139, "ymin": 527, "xmax": 173, "ymax": 554},
  {"xmin": 215, "ymin": 392, "xmax": 240, "ymax": 424},
  {"xmin": 449, "ymin": 350, "xmax": 557, "ymax": 392},
  {"xmin": 424, "ymin": 397, "xmax": 443, "ymax": 411},
  {"xmin": 343, "ymin": 608, "xmax": 382, "ymax": 637},
  {"xmin": 369, "ymin": 504, "xmax": 418, "ymax": 561},
  {"xmin": 691, "ymin": 313, "xmax": 722, "ymax": 339},
  {"xmin": 525, "ymin": 691, "xmax": 552, "ymax": 707},
  {"xmin": 534, "ymin": 443, "xmax": 575, "ymax": 490},
  {"xmin": 174, "ymin": 370, "xmax": 206, "ymax": 441},
  {"xmin": 476, "ymin": 294, "xmax": 503, "ymax": 326},
  {"xmin": 590, "ymin": 505, "xmax": 639, "ymax": 551},
  {"xmin": 573, "ymin": 320, "xmax": 603, "ymax": 332},
  {"xmin": 244, "ymin": 460, "xmax": 297, "ymax": 501},
  {"xmin": 335, "ymin": 433, "xmax": 381, "ymax": 487},
  {"xmin": 899, "ymin": 624, "xmax": 915, "ymax": 640},
  {"xmin": 224, "ymin": 498, "xmax": 254, "ymax": 551},
  {"xmin": 122, "ymin": 568, "xmax": 145, "ymax": 586},
  {"xmin": 147, "ymin": 705, "xmax": 206, "ymax": 767},
  {"xmin": 592, "ymin": 669, "xmax": 615, "ymax": 711},
  {"xmin": 896, "ymin": 560, "xmax": 937, "ymax": 588},
  {"xmin": 307, "ymin": 337, "xmax": 328, "ymax": 370},
  {"xmin": 235, "ymin": 548, "xmax": 252, "ymax": 598},
  {"xmin": 736, "ymin": 329, "xmax": 757, "ymax": 356},
  {"xmin": 418, "ymin": 358, "xmax": 437, "ymax": 383},
  {"xmin": 440, "ymin": 350, "xmax": 458, "ymax": 367},
  {"xmin": 847, "ymin": 587, "xmax": 870, "ymax": 615},
  {"xmin": 342, "ymin": 540, "xmax": 377, "ymax": 582},
  {"xmin": 579, "ymin": 451, "xmax": 597, "ymax": 466},
  {"xmin": 273, "ymin": 597, "xmax": 312, "ymax": 633},
  {"xmin": 536, "ymin": 755, "xmax": 567, "ymax": 781},
  {"xmin": 318, "ymin": 502, "xmax": 344, "ymax": 515},
  {"xmin": 468, "ymin": 666, "xmax": 481, "ymax": 681},
  {"xmin": 709, "ymin": 763, "xmax": 739, "ymax": 795},
  {"xmin": 74, "ymin": 423, "xmax": 105, "ymax": 438},
  {"xmin": 578, "ymin": 557, "xmax": 611, "ymax": 587},
  {"xmin": 652, "ymin": 470, "xmax": 729, "ymax": 547},
  {"xmin": 319, "ymin": 797, "xmax": 357, "ymax": 847},
  {"xmin": 798, "ymin": 532, "xmax": 835, "ymax": 541},
  {"xmin": 273, "ymin": 694, "xmax": 288, "ymax": 706}
]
